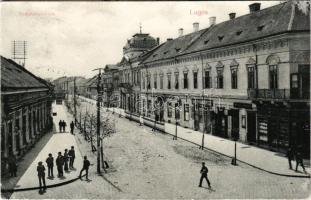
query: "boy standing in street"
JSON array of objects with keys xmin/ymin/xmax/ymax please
[{"xmin": 199, "ymin": 162, "xmax": 211, "ymax": 188}]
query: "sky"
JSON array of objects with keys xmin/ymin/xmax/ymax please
[{"xmin": 1, "ymin": 1, "xmax": 281, "ymax": 80}]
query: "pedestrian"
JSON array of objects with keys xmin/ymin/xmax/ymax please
[
  {"xmin": 64, "ymin": 149, "xmax": 69, "ymax": 172},
  {"xmin": 70, "ymin": 121, "xmax": 75, "ymax": 134},
  {"xmin": 68, "ymin": 146, "xmax": 75, "ymax": 169},
  {"xmin": 286, "ymin": 147, "xmax": 294, "ymax": 170},
  {"xmin": 79, "ymin": 156, "xmax": 91, "ymax": 181},
  {"xmin": 37, "ymin": 161, "xmax": 46, "ymax": 191},
  {"xmin": 8, "ymin": 154, "xmax": 17, "ymax": 177},
  {"xmin": 295, "ymin": 150, "xmax": 306, "ymax": 173},
  {"xmin": 63, "ymin": 120, "xmax": 67, "ymax": 132},
  {"xmin": 58, "ymin": 120, "xmax": 62, "ymax": 133},
  {"xmin": 45, "ymin": 153, "xmax": 54, "ymax": 178},
  {"xmin": 199, "ymin": 162, "xmax": 211, "ymax": 188},
  {"xmin": 56, "ymin": 152, "xmax": 64, "ymax": 177}
]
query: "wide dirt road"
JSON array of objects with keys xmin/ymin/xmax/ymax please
[{"xmin": 10, "ymin": 101, "xmax": 310, "ymax": 199}]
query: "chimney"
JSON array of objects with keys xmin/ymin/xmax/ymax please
[
  {"xmin": 156, "ymin": 37, "xmax": 160, "ymax": 45},
  {"xmin": 193, "ymin": 22, "xmax": 199, "ymax": 32},
  {"xmin": 178, "ymin": 28, "xmax": 184, "ymax": 37},
  {"xmin": 249, "ymin": 3, "xmax": 261, "ymax": 13},
  {"xmin": 209, "ymin": 17, "xmax": 216, "ymax": 26},
  {"xmin": 229, "ymin": 13, "xmax": 236, "ymax": 20}
]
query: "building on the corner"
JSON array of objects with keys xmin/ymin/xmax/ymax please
[
  {"xmin": 139, "ymin": 2, "xmax": 310, "ymax": 155},
  {"xmin": 1, "ymin": 56, "xmax": 54, "ymax": 174},
  {"xmin": 117, "ymin": 32, "xmax": 160, "ymax": 116}
]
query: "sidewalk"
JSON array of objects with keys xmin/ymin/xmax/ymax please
[
  {"xmin": 10, "ymin": 103, "xmax": 84, "ymax": 192},
  {"xmin": 78, "ymin": 95, "xmax": 310, "ymax": 178},
  {"xmin": 165, "ymin": 123, "xmax": 310, "ymax": 177}
]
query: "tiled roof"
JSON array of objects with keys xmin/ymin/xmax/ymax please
[
  {"xmin": 1, "ymin": 56, "xmax": 49, "ymax": 92},
  {"xmin": 142, "ymin": 2, "xmax": 309, "ymax": 63},
  {"xmin": 142, "ymin": 29, "xmax": 206, "ymax": 63},
  {"xmin": 184, "ymin": 2, "xmax": 309, "ymax": 54}
]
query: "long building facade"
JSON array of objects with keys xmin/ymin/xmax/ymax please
[
  {"xmin": 101, "ymin": 2, "xmax": 310, "ymax": 156},
  {"xmin": 1, "ymin": 56, "xmax": 54, "ymax": 174}
]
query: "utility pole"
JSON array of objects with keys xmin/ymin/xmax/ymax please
[
  {"xmin": 93, "ymin": 68, "xmax": 105, "ymax": 174},
  {"xmin": 74, "ymin": 77, "xmax": 77, "ymax": 125}
]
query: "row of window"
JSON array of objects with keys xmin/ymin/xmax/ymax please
[{"xmin": 141, "ymin": 64, "xmax": 280, "ymax": 90}]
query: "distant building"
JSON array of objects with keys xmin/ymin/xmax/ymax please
[{"xmin": 1, "ymin": 56, "xmax": 53, "ymax": 174}]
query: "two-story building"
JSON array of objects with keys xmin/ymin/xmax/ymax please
[{"xmin": 139, "ymin": 2, "xmax": 310, "ymax": 154}]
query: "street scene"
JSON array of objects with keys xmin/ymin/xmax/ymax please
[{"xmin": 1, "ymin": 1, "xmax": 310, "ymax": 199}]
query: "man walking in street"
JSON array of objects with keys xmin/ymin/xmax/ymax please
[
  {"xmin": 199, "ymin": 162, "xmax": 211, "ymax": 188},
  {"xmin": 58, "ymin": 120, "xmax": 62, "ymax": 133},
  {"xmin": 79, "ymin": 156, "xmax": 90, "ymax": 181},
  {"xmin": 70, "ymin": 121, "xmax": 75, "ymax": 135},
  {"xmin": 56, "ymin": 152, "xmax": 64, "ymax": 177},
  {"xmin": 286, "ymin": 147, "xmax": 294, "ymax": 170},
  {"xmin": 68, "ymin": 146, "xmax": 75, "ymax": 169},
  {"xmin": 37, "ymin": 161, "xmax": 46, "ymax": 192},
  {"xmin": 64, "ymin": 149, "xmax": 69, "ymax": 172},
  {"xmin": 46, "ymin": 153, "xmax": 54, "ymax": 178},
  {"xmin": 295, "ymin": 149, "xmax": 306, "ymax": 173},
  {"xmin": 63, "ymin": 120, "xmax": 67, "ymax": 133}
]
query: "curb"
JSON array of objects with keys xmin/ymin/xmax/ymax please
[
  {"xmin": 110, "ymin": 110, "xmax": 310, "ymax": 179},
  {"xmin": 1, "ymin": 175, "xmax": 86, "ymax": 193}
]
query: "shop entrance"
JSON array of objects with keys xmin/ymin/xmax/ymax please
[{"xmin": 247, "ymin": 111, "xmax": 257, "ymax": 144}]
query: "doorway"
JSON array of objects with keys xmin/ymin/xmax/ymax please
[{"xmin": 247, "ymin": 111, "xmax": 257, "ymax": 144}]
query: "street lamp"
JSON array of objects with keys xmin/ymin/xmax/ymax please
[
  {"xmin": 93, "ymin": 68, "xmax": 105, "ymax": 174},
  {"xmin": 173, "ymin": 98, "xmax": 181, "ymax": 140}
]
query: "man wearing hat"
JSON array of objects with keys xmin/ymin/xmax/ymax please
[{"xmin": 37, "ymin": 161, "xmax": 46, "ymax": 191}]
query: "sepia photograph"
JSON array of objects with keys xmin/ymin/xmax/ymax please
[{"xmin": 0, "ymin": 0, "xmax": 310, "ymax": 199}]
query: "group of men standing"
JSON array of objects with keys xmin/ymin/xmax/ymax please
[
  {"xmin": 36, "ymin": 146, "xmax": 76, "ymax": 192},
  {"xmin": 58, "ymin": 120, "xmax": 67, "ymax": 133},
  {"xmin": 58, "ymin": 120, "xmax": 75, "ymax": 135}
]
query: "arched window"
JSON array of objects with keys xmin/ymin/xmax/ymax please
[
  {"xmin": 266, "ymin": 55, "xmax": 280, "ymax": 89},
  {"xmin": 216, "ymin": 61, "xmax": 224, "ymax": 89},
  {"xmin": 246, "ymin": 57, "xmax": 256, "ymax": 89},
  {"xmin": 230, "ymin": 59, "xmax": 239, "ymax": 89}
]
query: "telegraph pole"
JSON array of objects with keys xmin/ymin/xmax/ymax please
[
  {"xmin": 74, "ymin": 77, "xmax": 77, "ymax": 124},
  {"xmin": 93, "ymin": 68, "xmax": 105, "ymax": 174}
]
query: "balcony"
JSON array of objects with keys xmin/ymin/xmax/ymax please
[
  {"xmin": 248, "ymin": 89, "xmax": 290, "ymax": 100},
  {"xmin": 248, "ymin": 89, "xmax": 309, "ymax": 100}
]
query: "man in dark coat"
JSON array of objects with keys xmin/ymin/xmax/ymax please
[
  {"xmin": 8, "ymin": 154, "xmax": 17, "ymax": 177},
  {"xmin": 295, "ymin": 150, "xmax": 306, "ymax": 173},
  {"xmin": 58, "ymin": 120, "xmax": 62, "ymax": 133},
  {"xmin": 68, "ymin": 146, "xmax": 75, "ymax": 169},
  {"xmin": 79, "ymin": 156, "xmax": 91, "ymax": 180},
  {"xmin": 70, "ymin": 121, "xmax": 75, "ymax": 134},
  {"xmin": 45, "ymin": 153, "xmax": 54, "ymax": 178},
  {"xmin": 286, "ymin": 147, "xmax": 294, "ymax": 170},
  {"xmin": 64, "ymin": 149, "xmax": 69, "ymax": 172},
  {"xmin": 63, "ymin": 120, "xmax": 67, "ymax": 132},
  {"xmin": 56, "ymin": 152, "xmax": 64, "ymax": 177},
  {"xmin": 37, "ymin": 161, "xmax": 46, "ymax": 191},
  {"xmin": 199, "ymin": 162, "xmax": 211, "ymax": 188}
]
